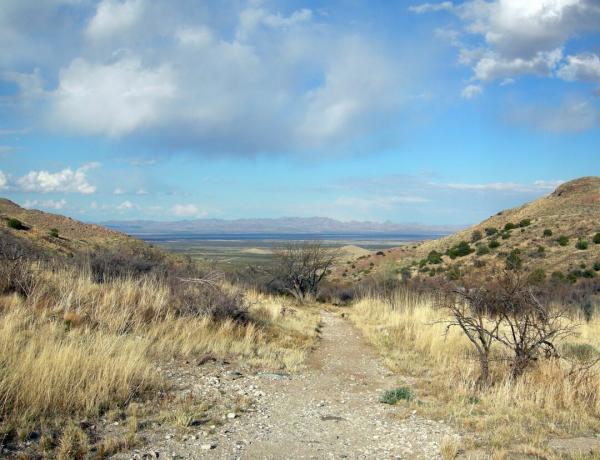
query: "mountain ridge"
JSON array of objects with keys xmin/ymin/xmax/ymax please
[{"xmin": 103, "ymin": 216, "xmax": 463, "ymax": 235}]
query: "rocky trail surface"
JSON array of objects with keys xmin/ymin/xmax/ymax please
[{"xmin": 120, "ymin": 311, "xmax": 457, "ymax": 459}]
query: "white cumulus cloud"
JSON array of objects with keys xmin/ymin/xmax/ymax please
[
  {"xmin": 171, "ymin": 203, "xmax": 205, "ymax": 217},
  {"xmin": 86, "ymin": 0, "xmax": 145, "ymax": 41},
  {"xmin": 557, "ymin": 53, "xmax": 600, "ymax": 84},
  {"xmin": 0, "ymin": 171, "xmax": 7, "ymax": 190},
  {"xmin": 17, "ymin": 163, "xmax": 99, "ymax": 194},
  {"xmin": 23, "ymin": 198, "xmax": 67, "ymax": 210},
  {"xmin": 408, "ymin": 2, "xmax": 454, "ymax": 14},
  {"xmin": 117, "ymin": 200, "xmax": 137, "ymax": 211},
  {"xmin": 50, "ymin": 57, "xmax": 175, "ymax": 137},
  {"xmin": 461, "ymin": 84, "xmax": 482, "ymax": 99}
]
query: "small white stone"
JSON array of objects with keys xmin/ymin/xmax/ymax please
[{"xmin": 227, "ymin": 412, "xmax": 237, "ymax": 419}]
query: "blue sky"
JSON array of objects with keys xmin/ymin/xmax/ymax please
[{"xmin": 0, "ymin": 0, "xmax": 599, "ymax": 225}]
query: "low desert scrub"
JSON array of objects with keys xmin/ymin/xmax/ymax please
[
  {"xmin": 0, "ymin": 259, "xmax": 318, "ymax": 455},
  {"xmin": 349, "ymin": 285, "xmax": 600, "ymax": 448}
]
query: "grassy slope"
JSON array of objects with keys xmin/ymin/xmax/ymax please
[
  {"xmin": 0, "ymin": 200, "xmax": 321, "ymax": 457},
  {"xmin": 339, "ymin": 177, "xmax": 600, "ymax": 281}
]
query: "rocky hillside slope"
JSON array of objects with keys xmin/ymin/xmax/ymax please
[
  {"xmin": 0, "ymin": 198, "xmax": 162, "ymax": 259},
  {"xmin": 338, "ymin": 177, "xmax": 600, "ymax": 282}
]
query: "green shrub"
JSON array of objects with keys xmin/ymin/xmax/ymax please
[
  {"xmin": 537, "ymin": 245, "xmax": 545, "ymax": 254},
  {"xmin": 485, "ymin": 227, "xmax": 498, "ymax": 236},
  {"xmin": 49, "ymin": 228, "xmax": 59, "ymax": 238},
  {"xmin": 543, "ymin": 229, "xmax": 553, "ymax": 237},
  {"xmin": 427, "ymin": 250, "xmax": 443, "ymax": 265},
  {"xmin": 488, "ymin": 239, "xmax": 500, "ymax": 249},
  {"xmin": 551, "ymin": 271, "xmax": 566, "ymax": 284},
  {"xmin": 576, "ymin": 240, "xmax": 589, "ymax": 250},
  {"xmin": 476, "ymin": 244, "xmax": 490, "ymax": 256},
  {"xmin": 446, "ymin": 266, "xmax": 461, "ymax": 280},
  {"xmin": 594, "ymin": 233, "xmax": 600, "ymax": 244},
  {"xmin": 380, "ymin": 387, "xmax": 414, "ymax": 404},
  {"xmin": 567, "ymin": 272, "xmax": 578, "ymax": 284},
  {"xmin": 6, "ymin": 218, "xmax": 27, "ymax": 230},
  {"xmin": 501, "ymin": 231, "xmax": 511, "ymax": 240},
  {"xmin": 594, "ymin": 262, "xmax": 600, "ymax": 272},
  {"xmin": 447, "ymin": 241, "xmax": 474, "ymax": 259},
  {"xmin": 557, "ymin": 235, "xmax": 569, "ymax": 246},
  {"xmin": 528, "ymin": 268, "xmax": 546, "ymax": 284},
  {"xmin": 519, "ymin": 219, "xmax": 531, "ymax": 227},
  {"xmin": 471, "ymin": 230, "xmax": 483, "ymax": 243},
  {"xmin": 506, "ymin": 249, "xmax": 523, "ymax": 271},
  {"xmin": 504, "ymin": 222, "xmax": 516, "ymax": 231},
  {"xmin": 583, "ymin": 269, "xmax": 596, "ymax": 279}
]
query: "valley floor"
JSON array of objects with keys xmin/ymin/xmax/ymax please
[{"xmin": 116, "ymin": 310, "xmax": 457, "ymax": 459}]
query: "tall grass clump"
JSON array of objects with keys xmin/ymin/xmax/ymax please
[
  {"xmin": 0, "ymin": 250, "xmax": 319, "ymax": 455},
  {"xmin": 349, "ymin": 282, "xmax": 600, "ymax": 447}
]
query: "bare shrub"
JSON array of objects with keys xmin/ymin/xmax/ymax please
[
  {"xmin": 438, "ymin": 272, "xmax": 576, "ymax": 382},
  {"xmin": 269, "ymin": 241, "xmax": 336, "ymax": 302}
]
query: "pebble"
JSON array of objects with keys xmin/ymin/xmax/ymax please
[{"xmin": 227, "ymin": 412, "xmax": 237, "ymax": 419}]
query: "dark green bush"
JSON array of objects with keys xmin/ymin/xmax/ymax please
[
  {"xmin": 485, "ymin": 227, "xmax": 498, "ymax": 236},
  {"xmin": 447, "ymin": 241, "xmax": 474, "ymax": 259},
  {"xmin": 543, "ymin": 229, "xmax": 553, "ymax": 237},
  {"xmin": 519, "ymin": 219, "xmax": 531, "ymax": 227},
  {"xmin": 583, "ymin": 269, "xmax": 596, "ymax": 279},
  {"xmin": 49, "ymin": 228, "xmax": 59, "ymax": 238},
  {"xmin": 504, "ymin": 222, "xmax": 516, "ymax": 231},
  {"xmin": 6, "ymin": 218, "xmax": 27, "ymax": 231},
  {"xmin": 488, "ymin": 239, "xmax": 500, "ymax": 249},
  {"xmin": 528, "ymin": 268, "xmax": 546, "ymax": 284},
  {"xmin": 576, "ymin": 240, "xmax": 589, "ymax": 250},
  {"xmin": 476, "ymin": 244, "xmax": 490, "ymax": 256},
  {"xmin": 594, "ymin": 233, "xmax": 600, "ymax": 244},
  {"xmin": 380, "ymin": 387, "xmax": 414, "ymax": 404},
  {"xmin": 557, "ymin": 235, "xmax": 569, "ymax": 246},
  {"xmin": 427, "ymin": 250, "xmax": 443, "ymax": 265},
  {"xmin": 506, "ymin": 249, "xmax": 523, "ymax": 271},
  {"xmin": 471, "ymin": 230, "xmax": 483, "ymax": 243},
  {"xmin": 594, "ymin": 262, "xmax": 600, "ymax": 272}
]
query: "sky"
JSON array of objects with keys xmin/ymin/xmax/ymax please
[{"xmin": 0, "ymin": 0, "xmax": 599, "ymax": 226}]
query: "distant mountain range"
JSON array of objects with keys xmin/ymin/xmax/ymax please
[{"xmin": 102, "ymin": 217, "xmax": 463, "ymax": 235}]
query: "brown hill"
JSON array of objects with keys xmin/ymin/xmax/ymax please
[
  {"xmin": 337, "ymin": 177, "xmax": 600, "ymax": 282},
  {"xmin": 0, "ymin": 198, "xmax": 158, "ymax": 258}
]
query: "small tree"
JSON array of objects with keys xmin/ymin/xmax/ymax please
[
  {"xmin": 437, "ymin": 281, "xmax": 502, "ymax": 386},
  {"xmin": 270, "ymin": 241, "xmax": 336, "ymax": 302}
]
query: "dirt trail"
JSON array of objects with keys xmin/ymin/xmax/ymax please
[
  {"xmin": 124, "ymin": 311, "xmax": 457, "ymax": 459},
  {"xmin": 214, "ymin": 311, "xmax": 455, "ymax": 459}
]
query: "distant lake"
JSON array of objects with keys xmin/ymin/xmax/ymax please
[{"xmin": 130, "ymin": 232, "xmax": 448, "ymax": 243}]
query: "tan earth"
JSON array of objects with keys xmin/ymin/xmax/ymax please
[{"xmin": 120, "ymin": 311, "xmax": 457, "ymax": 459}]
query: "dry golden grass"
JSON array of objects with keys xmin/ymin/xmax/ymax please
[
  {"xmin": 349, "ymin": 290, "xmax": 600, "ymax": 450},
  {"xmin": 0, "ymin": 262, "xmax": 319, "ymax": 453}
]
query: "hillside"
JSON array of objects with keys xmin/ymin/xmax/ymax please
[
  {"xmin": 0, "ymin": 198, "xmax": 161, "ymax": 259},
  {"xmin": 339, "ymin": 177, "xmax": 600, "ymax": 282}
]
